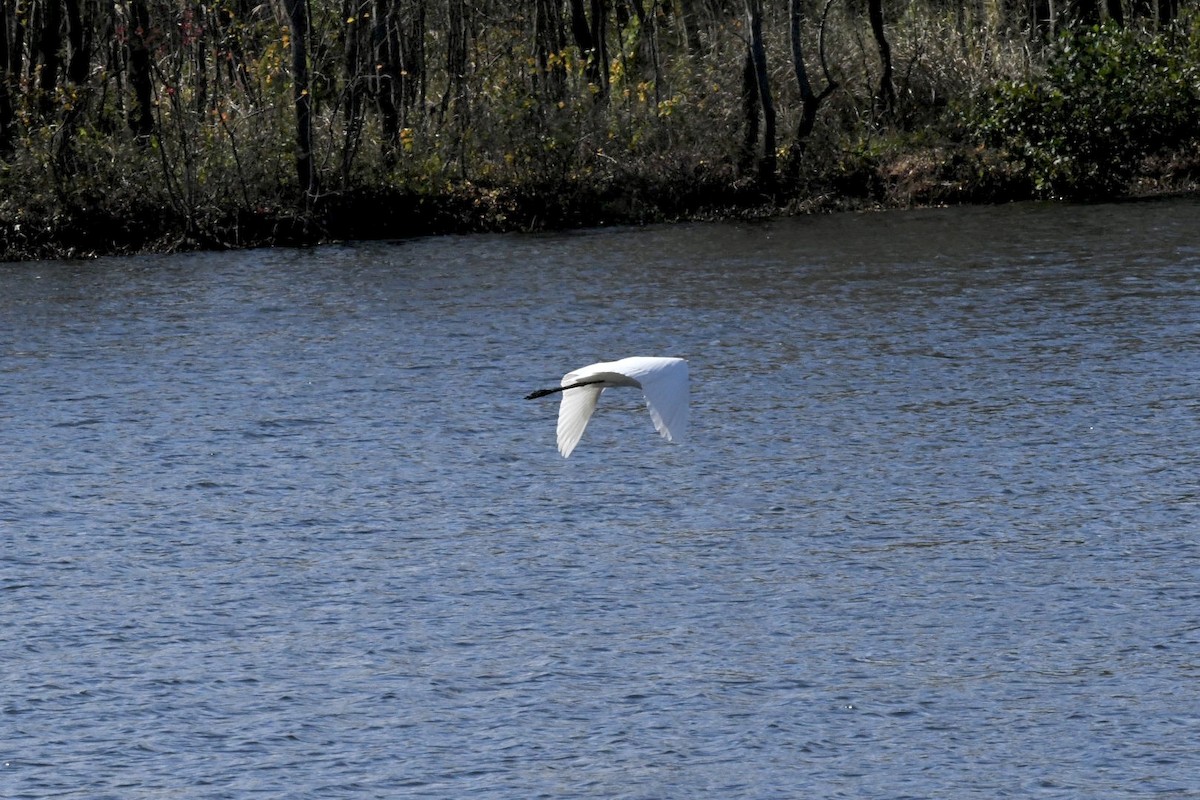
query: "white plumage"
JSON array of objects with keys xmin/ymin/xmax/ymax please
[{"xmin": 526, "ymin": 356, "xmax": 689, "ymax": 457}]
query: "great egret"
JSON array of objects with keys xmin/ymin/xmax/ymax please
[{"xmin": 525, "ymin": 356, "xmax": 688, "ymax": 457}]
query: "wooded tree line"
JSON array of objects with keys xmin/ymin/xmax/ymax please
[{"xmin": 0, "ymin": 0, "xmax": 1196, "ymax": 250}]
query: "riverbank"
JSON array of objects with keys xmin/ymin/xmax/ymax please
[
  {"xmin": 3, "ymin": 6, "xmax": 1197, "ymax": 263},
  {"xmin": 3, "ymin": 137, "xmax": 1197, "ymax": 263}
]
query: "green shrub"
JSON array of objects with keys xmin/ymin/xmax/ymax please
[{"xmin": 970, "ymin": 23, "xmax": 1200, "ymax": 198}]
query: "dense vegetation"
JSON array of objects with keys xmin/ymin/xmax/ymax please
[{"xmin": 1, "ymin": 0, "xmax": 1198, "ymax": 260}]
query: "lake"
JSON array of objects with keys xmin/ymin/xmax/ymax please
[{"xmin": 3, "ymin": 199, "xmax": 1199, "ymax": 798}]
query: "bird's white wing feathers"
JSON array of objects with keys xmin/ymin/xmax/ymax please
[
  {"xmin": 626, "ymin": 358, "xmax": 688, "ymax": 443},
  {"xmin": 546, "ymin": 356, "xmax": 688, "ymax": 457},
  {"xmin": 556, "ymin": 384, "xmax": 604, "ymax": 458}
]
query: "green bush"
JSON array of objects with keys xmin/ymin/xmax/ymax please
[{"xmin": 970, "ymin": 23, "xmax": 1200, "ymax": 198}]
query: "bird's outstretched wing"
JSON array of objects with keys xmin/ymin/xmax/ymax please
[
  {"xmin": 626, "ymin": 358, "xmax": 688, "ymax": 443},
  {"xmin": 556, "ymin": 384, "xmax": 604, "ymax": 457},
  {"xmin": 535, "ymin": 357, "xmax": 686, "ymax": 457}
]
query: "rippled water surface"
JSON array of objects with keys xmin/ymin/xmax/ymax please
[{"xmin": 4, "ymin": 200, "xmax": 1200, "ymax": 798}]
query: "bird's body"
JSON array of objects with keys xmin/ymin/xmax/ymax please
[{"xmin": 525, "ymin": 356, "xmax": 688, "ymax": 457}]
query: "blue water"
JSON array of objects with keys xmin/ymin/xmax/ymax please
[{"xmin": 3, "ymin": 200, "xmax": 1199, "ymax": 798}]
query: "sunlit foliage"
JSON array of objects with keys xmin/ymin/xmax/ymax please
[{"xmin": 0, "ymin": 0, "xmax": 1197, "ymax": 256}]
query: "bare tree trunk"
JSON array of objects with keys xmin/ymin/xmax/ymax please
[
  {"xmin": 591, "ymin": 0, "xmax": 608, "ymax": 97},
  {"xmin": 9, "ymin": 0, "xmax": 26, "ymax": 80},
  {"xmin": 64, "ymin": 0, "xmax": 89, "ymax": 84},
  {"xmin": 0, "ymin": 3, "xmax": 13, "ymax": 156},
  {"xmin": 340, "ymin": 0, "xmax": 369, "ymax": 180},
  {"xmin": 403, "ymin": 1, "xmax": 426, "ymax": 111},
  {"xmin": 442, "ymin": 0, "xmax": 470, "ymax": 178},
  {"xmin": 373, "ymin": 0, "xmax": 403, "ymax": 164},
  {"xmin": 1157, "ymin": 0, "xmax": 1179, "ymax": 26},
  {"xmin": 569, "ymin": 0, "xmax": 609, "ymax": 99},
  {"xmin": 739, "ymin": 47, "xmax": 759, "ymax": 174},
  {"xmin": 678, "ymin": 0, "xmax": 703, "ymax": 56},
  {"xmin": 441, "ymin": 0, "xmax": 468, "ymax": 120},
  {"xmin": 534, "ymin": 0, "xmax": 568, "ymax": 100},
  {"xmin": 1032, "ymin": 0, "xmax": 1054, "ymax": 40},
  {"xmin": 746, "ymin": 0, "xmax": 775, "ymax": 182},
  {"xmin": 777, "ymin": 0, "xmax": 835, "ymax": 183},
  {"xmin": 1105, "ymin": 0, "xmax": 1124, "ymax": 25},
  {"xmin": 127, "ymin": 0, "xmax": 154, "ymax": 142},
  {"xmin": 281, "ymin": 0, "xmax": 317, "ymax": 198},
  {"xmin": 784, "ymin": 0, "xmax": 836, "ymax": 177},
  {"xmin": 867, "ymin": 0, "xmax": 895, "ymax": 118},
  {"xmin": 36, "ymin": 0, "xmax": 63, "ymax": 116}
]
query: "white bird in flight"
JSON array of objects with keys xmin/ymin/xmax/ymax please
[{"xmin": 525, "ymin": 356, "xmax": 689, "ymax": 457}]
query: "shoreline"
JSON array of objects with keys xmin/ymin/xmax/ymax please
[{"xmin": 3, "ymin": 142, "xmax": 1197, "ymax": 264}]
